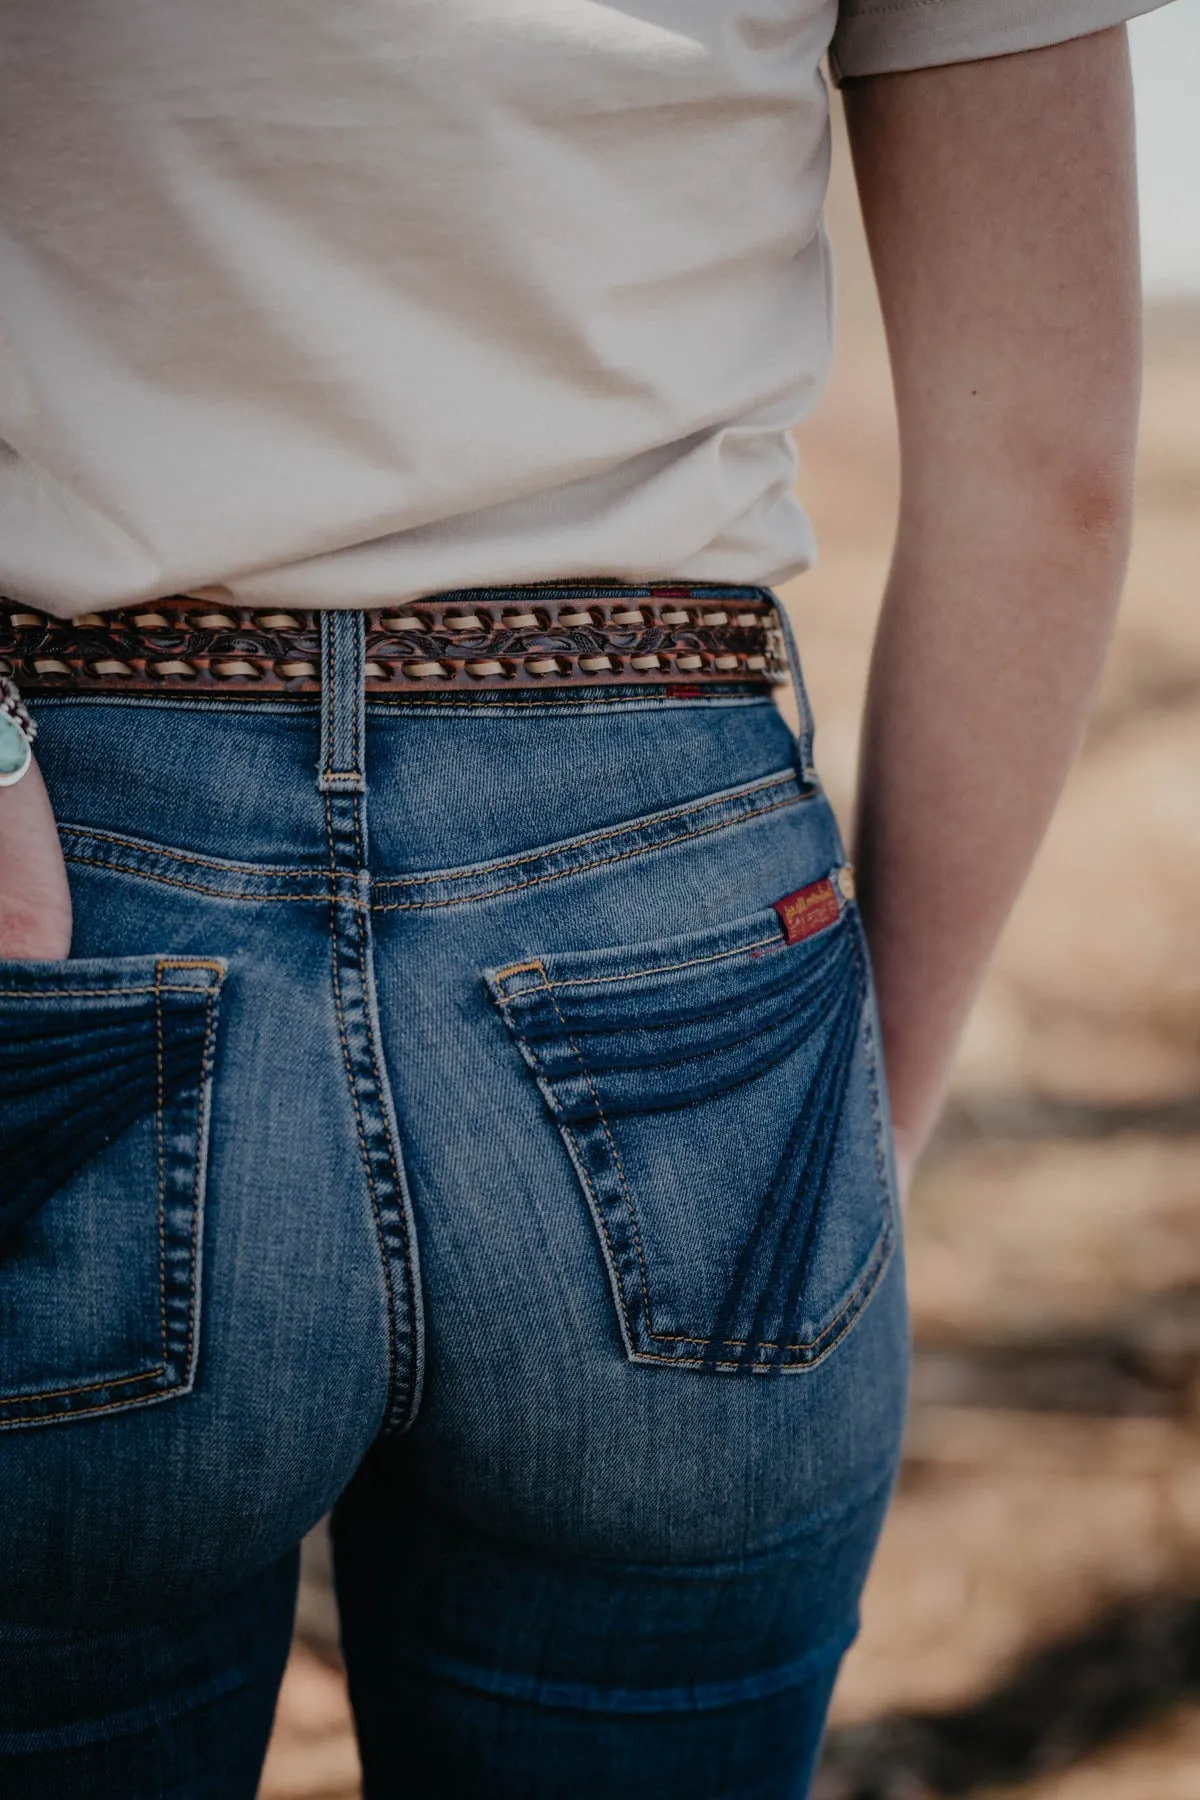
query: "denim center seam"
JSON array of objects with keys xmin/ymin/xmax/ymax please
[
  {"xmin": 325, "ymin": 795, "xmax": 403, "ymax": 1428},
  {"xmin": 318, "ymin": 614, "xmax": 424, "ymax": 1436}
]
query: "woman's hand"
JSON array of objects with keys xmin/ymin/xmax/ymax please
[{"xmin": 0, "ymin": 759, "xmax": 72, "ymax": 960}]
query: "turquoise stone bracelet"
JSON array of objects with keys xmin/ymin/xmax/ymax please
[{"xmin": 0, "ymin": 677, "xmax": 35, "ymax": 787}]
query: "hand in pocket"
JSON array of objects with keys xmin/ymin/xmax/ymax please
[{"xmin": 0, "ymin": 758, "xmax": 72, "ymax": 960}]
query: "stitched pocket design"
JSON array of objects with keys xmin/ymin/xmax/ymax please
[
  {"xmin": 486, "ymin": 876, "xmax": 894, "ymax": 1372},
  {"xmin": 0, "ymin": 956, "xmax": 224, "ymax": 1428}
]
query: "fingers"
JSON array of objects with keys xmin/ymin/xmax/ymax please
[{"xmin": 0, "ymin": 759, "xmax": 73, "ymax": 959}]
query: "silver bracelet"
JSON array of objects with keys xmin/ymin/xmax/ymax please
[{"xmin": 0, "ymin": 675, "xmax": 37, "ymax": 788}]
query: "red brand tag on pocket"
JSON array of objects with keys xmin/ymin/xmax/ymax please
[{"xmin": 774, "ymin": 877, "xmax": 840, "ymax": 945}]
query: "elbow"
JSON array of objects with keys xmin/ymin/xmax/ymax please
[
  {"xmin": 989, "ymin": 429, "xmax": 1137, "ymax": 565},
  {"xmin": 1007, "ymin": 387, "xmax": 1139, "ymax": 550},
  {"xmin": 1048, "ymin": 455, "xmax": 1135, "ymax": 548},
  {"xmin": 899, "ymin": 400, "xmax": 1139, "ymax": 570}
]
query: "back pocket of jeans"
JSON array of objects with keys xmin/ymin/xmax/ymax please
[
  {"xmin": 0, "ymin": 955, "xmax": 224, "ymax": 1428},
  {"xmin": 486, "ymin": 869, "xmax": 894, "ymax": 1372}
]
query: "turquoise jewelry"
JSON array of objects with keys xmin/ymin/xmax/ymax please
[{"xmin": 0, "ymin": 676, "xmax": 36, "ymax": 787}]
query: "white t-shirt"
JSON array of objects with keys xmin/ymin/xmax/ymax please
[{"xmin": 0, "ymin": 0, "xmax": 1168, "ymax": 618}]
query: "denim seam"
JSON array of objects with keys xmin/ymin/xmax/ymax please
[
  {"xmin": 353, "ymin": 617, "xmax": 362, "ymax": 782},
  {"xmin": 2, "ymin": 1366, "xmax": 169, "ymax": 1410},
  {"xmin": 364, "ymin": 689, "xmax": 775, "ymax": 710},
  {"xmin": 58, "ymin": 773, "xmax": 805, "ymax": 908},
  {"xmin": 154, "ymin": 963, "xmax": 168, "ymax": 1363},
  {"xmin": 631, "ymin": 1232, "xmax": 893, "ymax": 1359},
  {"xmin": 324, "ymin": 792, "xmax": 403, "ymax": 1435},
  {"xmin": 351, "ymin": 792, "xmax": 420, "ymax": 1428},
  {"xmin": 387, "ymin": 1621, "xmax": 856, "ymax": 1715},
  {"xmin": 0, "ymin": 960, "xmax": 219, "ymax": 1415},
  {"xmin": 59, "ymin": 826, "xmax": 323, "ymax": 879},
  {"xmin": 373, "ymin": 794, "xmax": 805, "ymax": 914},
  {"xmin": 322, "ymin": 799, "xmax": 420, "ymax": 1432},
  {"xmin": 494, "ymin": 930, "xmax": 783, "ymax": 993},
  {"xmin": 852, "ymin": 909, "xmax": 898, "ymax": 1219},
  {"xmin": 182, "ymin": 990, "xmax": 216, "ymax": 1387},
  {"xmin": 624, "ymin": 1227, "xmax": 894, "ymax": 1370},
  {"xmin": 373, "ymin": 771, "xmax": 799, "ymax": 889},
  {"xmin": 59, "ymin": 853, "xmax": 334, "ymax": 904},
  {"xmin": 27, "ymin": 689, "xmax": 772, "ymax": 718},
  {"xmin": 0, "ymin": 1377, "xmax": 214, "ymax": 1430},
  {"xmin": 500, "ymin": 934, "xmax": 847, "ymax": 1045},
  {"xmin": 0, "ymin": 984, "xmax": 219, "ymax": 998},
  {"xmin": 320, "ymin": 616, "xmax": 333, "ymax": 782},
  {"xmin": 538, "ymin": 970, "xmax": 659, "ymax": 1347},
  {"xmin": 0, "ymin": 1661, "xmax": 264, "ymax": 1756}
]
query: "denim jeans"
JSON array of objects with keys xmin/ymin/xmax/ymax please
[{"xmin": 0, "ymin": 592, "xmax": 908, "ymax": 1798}]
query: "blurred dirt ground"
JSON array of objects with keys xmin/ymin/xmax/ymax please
[{"xmin": 259, "ymin": 103, "xmax": 1200, "ymax": 1800}]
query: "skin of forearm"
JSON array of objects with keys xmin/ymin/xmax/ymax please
[
  {"xmin": 855, "ymin": 490, "xmax": 1132, "ymax": 1175},
  {"xmin": 844, "ymin": 29, "xmax": 1141, "ymax": 1178},
  {"xmin": 0, "ymin": 763, "xmax": 73, "ymax": 960}
]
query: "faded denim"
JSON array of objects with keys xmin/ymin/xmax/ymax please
[{"xmin": 0, "ymin": 591, "xmax": 908, "ymax": 1798}]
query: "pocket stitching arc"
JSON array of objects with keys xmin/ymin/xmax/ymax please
[
  {"xmin": 489, "ymin": 907, "xmax": 894, "ymax": 1369},
  {"xmin": 0, "ymin": 958, "xmax": 222, "ymax": 1424}
]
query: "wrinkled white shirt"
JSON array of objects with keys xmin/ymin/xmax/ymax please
[{"xmin": 0, "ymin": 0, "xmax": 1169, "ymax": 617}]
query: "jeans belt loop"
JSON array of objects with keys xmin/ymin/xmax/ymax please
[
  {"xmin": 769, "ymin": 595, "xmax": 818, "ymax": 787},
  {"xmin": 318, "ymin": 610, "xmax": 367, "ymax": 795}
]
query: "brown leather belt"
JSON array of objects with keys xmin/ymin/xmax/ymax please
[{"xmin": 0, "ymin": 585, "xmax": 785, "ymax": 699}]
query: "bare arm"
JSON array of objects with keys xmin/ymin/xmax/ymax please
[
  {"xmin": 844, "ymin": 28, "xmax": 1141, "ymax": 1184},
  {"xmin": 0, "ymin": 764, "xmax": 72, "ymax": 959}
]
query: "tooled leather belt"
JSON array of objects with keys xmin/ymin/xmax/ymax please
[{"xmin": 0, "ymin": 585, "xmax": 785, "ymax": 698}]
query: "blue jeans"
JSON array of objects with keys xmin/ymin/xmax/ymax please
[{"xmin": 0, "ymin": 594, "xmax": 908, "ymax": 1798}]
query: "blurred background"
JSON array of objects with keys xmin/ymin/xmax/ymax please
[{"xmin": 261, "ymin": 9, "xmax": 1200, "ymax": 1795}]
